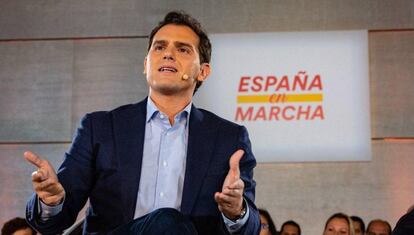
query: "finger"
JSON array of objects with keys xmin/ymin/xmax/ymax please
[
  {"xmin": 229, "ymin": 149, "xmax": 244, "ymax": 178},
  {"xmin": 222, "ymin": 187, "xmax": 243, "ymax": 197},
  {"xmin": 215, "ymin": 192, "xmax": 234, "ymax": 204},
  {"xmin": 38, "ymin": 185, "xmax": 63, "ymax": 197},
  {"xmin": 215, "ymin": 192, "xmax": 231, "ymax": 204},
  {"xmin": 37, "ymin": 191, "xmax": 63, "ymax": 203},
  {"xmin": 226, "ymin": 179, "xmax": 244, "ymax": 190},
  {"xmin": 215, "ymin": 192, "xmax": 226, "ymax": 209},
  {"xmin": 24, "ymin": 151, "xmax": 44, "ymax": 168},
  {"xmin": 31, "ymin": 169, "xmax": 47, "ymax": 182},
  {"xmin": 214, "ymin": 192, "xmax": 221, "ymax": 203},
  {"xmin": 36, "ymin": 182, "xmax": 65, "ymax": 206},
  {"xmin": 34, "ymin": 177, "xmax": 56, "ymax": 192}
]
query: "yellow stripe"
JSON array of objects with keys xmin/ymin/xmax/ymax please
[
  {"xmin": 237, "ymin": 95, "xmax": 269, "ymax": 103},
  {"xmin": 237, "ymin": 94, "xmax": 323, "ymax": 104}
]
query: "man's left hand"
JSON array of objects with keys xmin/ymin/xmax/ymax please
[{"xmin": 214, "ymin": 149, "xmax": 245, "ymax": 220}]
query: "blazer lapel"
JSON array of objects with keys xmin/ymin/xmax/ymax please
[
  {"xmin": 112, "ymin": 98, "xmax": 147, "ymax": 221},
  {"xmin": 181, "ymin": 106, "xmax": 218, "ymax": 214}
]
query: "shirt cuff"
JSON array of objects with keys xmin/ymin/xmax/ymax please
[
  {"xmin": 222, "ymin": 200, "xmax": 250, "ymax": 233},
  {"xmin": 38, "ymin": 197, "xmax": 64, "ymax": 221}
]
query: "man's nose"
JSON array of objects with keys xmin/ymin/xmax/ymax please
[{"xmin": 162, "ymin": 48, "xmax": 175, "ymax": 61}]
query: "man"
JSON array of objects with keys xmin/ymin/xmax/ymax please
[
  {"xmin": 366, "ymin": 219, "xmax": 391, "ymax": 235},
  {"xmin": 1, "ymin": 217, "xmax": 35, "ymax": 235},
  {"xmin": 279, "ymin": 220, "xmax": 301, "ymax": 235},
  {"xmin": 350, "ymin": 216, "xmax": 365, "ymax": 235},
  {"xmin": 392, "ymin": 205, "xmax": 414, "ymax": 235},
  {"xmin": 25, "ymin": 11, "xmax": 260, "ymax": 235}
]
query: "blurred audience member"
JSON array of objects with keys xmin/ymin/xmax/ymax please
[
  {"xmin": 366, "ymin": 219, "xmax": 391, "ymax": 235},
  {"xmin": 280, "ymin": 220, "xmax": 301, "ymax": 235},
  {"xmin": 392, "ymin": 204, "xmax": 414, "ymax": 235},
  {"xmin": 259, "ymin": 208, "xmax": 278, "ymax": 235},
  {"xmin": 323, "ymin": 212, "xmax": 355, "ymax": 235},
  {"xmin": 350, "ymin": 216, "xmax": 365, "ymax": 235},
  {"xmin": 1, "ymin": 217, "xmax": 35, "ymax": 235}
]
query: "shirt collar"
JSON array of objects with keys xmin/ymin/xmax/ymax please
[{"xmin": 146, "ymin": 97, "xmax": 192, "ymax": 123}]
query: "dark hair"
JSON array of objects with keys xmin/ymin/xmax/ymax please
[
  {"xmin": 1, "ymin": 217, "xmax": 35, "ymax": 235},
  {"xmin": 148, "ymin": 11, "xmax": 212, "ymax": 93},
  {"xmin": 367, "ymin": 219, "xmax": 392, "ymax": 235},
  {"xmin": 351, "ymin": 215, "xmax": 365, "ymax": 233},
  {"xmin": 259, "ymin": 208, "xmax": 278, "ymax": 235},
  {"xmin": 281, "ymin": 220, "xmax": 301, "ymax": 235}
]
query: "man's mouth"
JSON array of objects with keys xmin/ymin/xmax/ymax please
[{"xmin": 158, "ymin": 66, "xmax": 177, "ymax": 72}]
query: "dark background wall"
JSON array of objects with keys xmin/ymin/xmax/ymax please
[{"xmin": 1, "ymin": 1, "xmax": 413, "ymax": 234}]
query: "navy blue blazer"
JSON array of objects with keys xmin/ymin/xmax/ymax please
[
  {"xmin": 393, "ymin": 208, "xmax": 414, "ymax": 235},
  {"xmin": 26, "ymin": 98, "xmax": 260, "ymax": 235}
]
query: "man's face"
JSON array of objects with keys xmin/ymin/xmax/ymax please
[
  {"xmin": 281, "ymin": 224, "xmax": 299, "ymax": 235},
  {"xmin": 367, "ymin": 221, "xmax": 389, "ymax": 235},
  {"xmin": 144, "ymin": 24, "xmax": 210, "ymax": 96},
  {"xmin": 352, "ymin": 221, "xmax": 363, "ymax": 235}
]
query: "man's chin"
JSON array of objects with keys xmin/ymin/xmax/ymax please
[{"xmin": 153, "ymin": 85, "xmax": 193, "ymax": 96}]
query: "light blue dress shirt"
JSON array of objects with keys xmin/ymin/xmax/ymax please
[{"xmin": 134, "ymin": 98, "xmax": 191, "ymax": 217}]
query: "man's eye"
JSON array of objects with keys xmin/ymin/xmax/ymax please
[
  {"xmin": 154, "ymin": 45, "xmax": 164, "ymax": 51},
  {"xmin": 178, "ymin": 47, "xmax": 190, "ymax": 54}
]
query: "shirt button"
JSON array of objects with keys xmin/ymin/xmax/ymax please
[
  {"xmin": 160, "ymin": 114, "xmax": 165, "ymax": 119},
  {"xmin": 160, "ymin": 192, "xmax": 164, "ymax": 197},
  {"xmin": 163, "ymin": 161, "xmax": 167, "ymax": 167}
]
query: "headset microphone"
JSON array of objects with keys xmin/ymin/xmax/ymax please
[{"xmin": 182, "ymin": 74, "xmax": 189, "ymax": 80}]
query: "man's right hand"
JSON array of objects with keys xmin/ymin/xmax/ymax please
[{"xmin": 24, "ymin": 151, "xmax": 65, "ymax": 206}]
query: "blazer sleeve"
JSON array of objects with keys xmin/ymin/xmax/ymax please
[
  {"xmin": 236, "ymin": 126, "xmax": 261, "ymax": 235},
  {"xmin": 26, "ymin": 114, "xmax": 96, "ymax": 235}
]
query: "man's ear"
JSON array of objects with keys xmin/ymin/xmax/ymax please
[
  {"xmin": 143, "ymin": 57, "xmax": 147, "ymax": 74},
  {"xmin": 196, "ymin": 63, "xmax": 211, "ymax": 82}
]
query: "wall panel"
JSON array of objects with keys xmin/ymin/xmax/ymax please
[
  {"xmin": 0, "ymin": 41, "xmax": 73, "ymax": 142},
  {"xmin": 1, "ymin": 0, "xmax": 413, "ymax": 40},
  {"xmin": 0, "ymin": 0, "xmax": 147, "ymax": 39},
  {"xmin": 370, "ymin": 31, "xmax": 414, "ymax": 137},
  {"xmin": 71, "ymin": 38, "xmax": 148, "ymax": 131}
]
